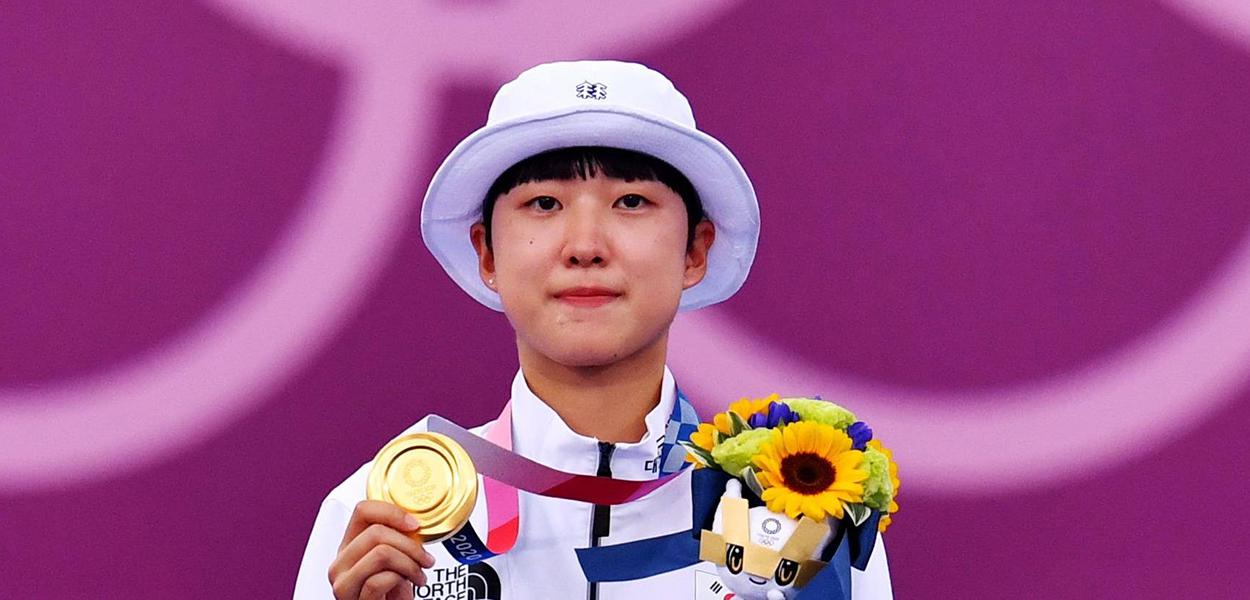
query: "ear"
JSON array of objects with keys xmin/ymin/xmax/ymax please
[
  {"xmin": 712, "ymin": 479, "xmax": 743, "ymax": 533},
  {"xmin": 723, "ymin": 478, "xmax": 743, "ymax": 499},
  {"xmin": 469, "ymin": 221, "xmax": 497, "ymax": 291},
  {"xmin": 682, "ymin": 219, "xmax": 716, "ymax": 290}
]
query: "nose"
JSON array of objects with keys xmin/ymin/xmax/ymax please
[
  {"xmin": 562, "ymin": 203, "xmax": 607, "ymax": 268},
  {"xmin": 568, "ymin": 253, "xmax": 603, "ymax": 266}
]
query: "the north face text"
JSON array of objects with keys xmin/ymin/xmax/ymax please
[{"xmin": 412, "ymin": 562, "xmax": 502, "ymax": 600}]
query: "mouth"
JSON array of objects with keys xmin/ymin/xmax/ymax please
[
  {"xmin": 748, "ymin": 576, "xmax": 768, "ymax": 585},
  {"xmin": 554, "ymin": 287, "xmax": 621, "ymax": 308}
]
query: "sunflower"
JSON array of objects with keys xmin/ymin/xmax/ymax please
[
  {"xmin": 754, "ymin": 421, "xmax": 867, "ymax": 521},
  {"xmin": 878, "ymin": 514, "xmax": 893, "ymax": 533},
  {"xmin": 689, "ymin": 423, "xmax": 719, "ymax": 453},
  {"xmin": 684, "ymin": 423, "xmax": 721, "ymax": 468},
  {"xmin": 712, "ymin": 393, "xmax": 778, "ymax": 435}
]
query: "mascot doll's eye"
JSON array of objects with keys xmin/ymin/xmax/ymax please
[
  {"xmin": 725, "ymin": 544, "xmax": 745, "ymax": 574},
  {"xmin": 774, "ymin": 558, "xmax": 800, "ymax": 586}
]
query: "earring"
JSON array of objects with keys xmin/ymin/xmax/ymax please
[{"xmin": 488, "ymin": 277, "xmax": 495, "ymax": 287}]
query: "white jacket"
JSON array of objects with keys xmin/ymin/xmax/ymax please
[{"xmin": 294, "ymin": 368, "xmax": 893, "ymax": 599}]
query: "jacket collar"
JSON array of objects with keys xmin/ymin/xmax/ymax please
[{"xmin": 506, "ymin": 367, "xmax": 676, "ymax": 481}]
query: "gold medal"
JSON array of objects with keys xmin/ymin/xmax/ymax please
[{"xmin": 367, "ymin": 432, "xmax": 478, "ymax": 543}]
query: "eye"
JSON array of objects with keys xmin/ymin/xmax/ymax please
[
  {"xmin": 614, "ymin": 193, "xmax": 649, "ymax": 209},
  {"xmin": 725, "ymin": 544, "xmax": 744, "ymax": 575},
  {"xmin": 527, "ymin": 195, "xmax": 561, "ymax": 212},
  {"xmin": 774, "ymin": 558, "xmax": 799, "ymax": 586}
]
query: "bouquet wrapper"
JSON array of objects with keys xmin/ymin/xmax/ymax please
[{"xmin": 576, "ymin": 469, "xmax": 880, "ymax": 599}]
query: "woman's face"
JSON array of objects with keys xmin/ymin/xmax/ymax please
[{"xmin": 471, "ymin": 173, "xmax": 714, "ymax": 367}]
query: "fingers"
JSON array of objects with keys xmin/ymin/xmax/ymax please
[
  {"xmin": 359, "ymin": 571, "xmax": 405, "ymax": 600},
  {"xmin": 359, "ymin": 571, "xmax": 402, "ymax": 600},
  {"xmin": 341, "ymin": 500, "xmax": 420, "ymax": 551},
  {"xmin": 337, "ymin": 522, "xmax": 436, "ymax": 574},
  {"xmin": 386, "ymin": 582, "xmax": 416, "ymax": 600},
  {"xmin": 332, "ymin": 545, "xmax": 425, "ymax": 600},
  {"xmin": 329, "ymin": 501, "xmax": 437, "ymax": 600}
]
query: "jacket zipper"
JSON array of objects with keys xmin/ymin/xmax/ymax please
[{"xmin": 588, "ymin": 441, "xmax": 615, "ymax": 600}]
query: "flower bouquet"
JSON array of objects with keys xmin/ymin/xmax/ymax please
[
  {"xmin": 681, "ymin": 394, "xmax": 899, "ymax": 599},
  {"xmin": 575, "ymin": 394, "xmax": 899, "ymax": 600}
]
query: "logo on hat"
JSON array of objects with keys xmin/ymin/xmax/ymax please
[{"xmin": 575, "ymin": 81, "xmax": 608, "ymax": 100}]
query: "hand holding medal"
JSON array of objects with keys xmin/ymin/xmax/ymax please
[
  {"xmin": 366, "ymin": 432, "xmax": 479, "ymax": 543},
  {"xmin": 365, "ymin": 393, "xmax": 699, "ymax": 562}
]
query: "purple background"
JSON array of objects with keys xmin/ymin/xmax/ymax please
[{"xmin": 3, "ymin": 1, "xmax": 1249, "ymax": 597}]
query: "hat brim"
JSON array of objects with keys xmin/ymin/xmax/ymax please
[{"xmin": 420, "ymin": 106, "xmax": 759, "ymax": 312}]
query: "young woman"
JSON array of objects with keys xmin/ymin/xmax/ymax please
[{"xmin": 295, "ymin": 60, "xmax": 892, "ymax": 600}]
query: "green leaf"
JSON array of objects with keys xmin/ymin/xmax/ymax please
[
  {"xmin": 739, "ymin": 467, "xmax": 765, "ymax": 498},
  {"xmin": 843, "ymin": 502, "xmax": 871, "ymax": 527},
  {"xmin": 728, "ymin": 411, "xmax": 750, "ymax": 436},
  {"xmin": 679, "ymin": 441, "xmax": 716, "ymax": 468}
]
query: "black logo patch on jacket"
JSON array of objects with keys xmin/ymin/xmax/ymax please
[{"xmin": 413, "ymin": 562, "xmax": 501, "ymax": 600}]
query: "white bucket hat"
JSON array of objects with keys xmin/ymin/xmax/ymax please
[{"xmin": 420, "ymin": 60, "xmax": 759, "ymax": 311}]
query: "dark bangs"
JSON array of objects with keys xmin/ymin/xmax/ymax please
[{"xmin": 481, "ymin": 147, "xmax": 704, "ymax": 249}]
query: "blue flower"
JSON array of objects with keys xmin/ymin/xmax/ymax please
[
  {"xmin": 847, "ymin": 421, "xmax": 873, "ymax": 450},
  {"xmin": 748, "ymin": 401, "xmax": 802, "ymax": 429}
]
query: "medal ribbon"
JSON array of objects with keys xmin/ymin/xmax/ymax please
[{"xmin": 434, "ymin": 389, "xmax": 699, "ymax": 564}]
